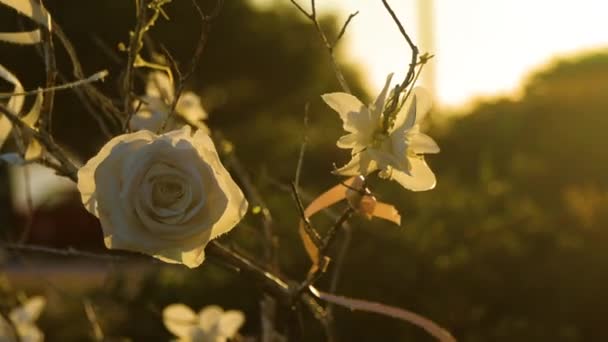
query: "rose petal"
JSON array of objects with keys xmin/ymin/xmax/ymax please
[
  {"xmin": 191, "ymin": 130, "xmax": 248, "ymax": 239},
  {"xmin": 77, "ymin": 130, "xmax": 155, "ymax": 216}
]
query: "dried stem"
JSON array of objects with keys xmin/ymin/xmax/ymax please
[
  {"xmin": 39, "ymin": 12, "xmax": 57, "ymax": 135},
  {"xmin": 222, "ymin": 146, "xmax": 279, "ymax": 271},
  {"xmin": 380, "ymin": 0, "xmax": 420, "ymax": 132},
  {"xmin": 294, "ymin": 102, "xmax": 309, "ymax": 190},
  {"xmin": 290, "ymin": 182, "xmax": 323, "ymax": 247},
  {"xmin": 123, "ymin": 0, "xmax": 149, "ymax": 119},
  {"xmin": 299, "ymin": 207, "xmax": 354, "ymax": 291},
  {"xmin": 334, "ymin": 11, "xmax": 359, "ymax": 45},
  {"xmin": 0, "ymin": 71, "xmax": 109, "ymax": 99}
]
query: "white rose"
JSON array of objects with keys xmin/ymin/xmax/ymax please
[{"xmin": 77, "ymin": 126, "xmax": 248, "ymax": 268}]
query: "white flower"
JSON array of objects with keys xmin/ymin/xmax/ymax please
[
  {"xmin": 0, "ymin": 296, "xmax": 45, "ymax": 342},
  {"xmin": 130, "ymin": 71, "xmax": 209, "ymax": 133},
  {"xmin": 77, "ymin": 126, "xmax": 248, "ymax": 268},
  {"xmin": 163, "ymin": 304, "xmax": 245, "ymax": 342},
  {"xmin": 322, "ymin": 74, "xmax": 440, "ymax": 191}
]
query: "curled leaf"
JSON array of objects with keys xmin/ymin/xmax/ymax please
[
  {"xmin": 298, "ymin": 176, "xmax": 402, "ymax": 273},
  {"xmin": 0, "ymin": 63, "xmax": 24, "ymax": 149},
  {"xmin": 0, "ymin": 0, "xmax": 52, "ymax": 29},
  {"xmin": 0, "ymin": 30, "xmax": 42, "ymax": 45}
]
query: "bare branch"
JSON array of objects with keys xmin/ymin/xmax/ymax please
[
  {"xmin": 0, "ymin": 242, "xmax": 127, "ymax": 261},
  {"xmin": 123, "ymin": 0, "xmax": 149, "ymax": 118},
  {"xmin": 0, "ymin": 71, "xmax": 109, "ymax": 99},
  {"xmin": 289, "ymin": 0, "xmax": 354, "ymax": 93},
  {"xmin": 290, "ymin": 182, "xmax": 323, "ymax": 247},
  {"xmin": 334, "ymin": 11, "xmax": 359, "ymax": 45},
  {"xmin": 294, "ymin": 102, "xmax": 309, "ymax": 189},
  {"xmin": 38, "ymin": 10, "xmax": 57, "ymax": 135},
  {"xmin": 159, "ymin": 0, "xmax": 217, "ymax": 133},
  {"xmin": 52, "ymin": 21, "xmax": 124, "ymax": 129},
  {"xmin": 380, "ymin": 0, "xmax": 420, "ymax": 132}
]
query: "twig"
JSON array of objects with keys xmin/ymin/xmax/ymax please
[
  {"xmin": 0, "ymin": 240, "xmax": 291, "ymax": 302},
  {"xmin": 207, "ymin": 241, "xmax": 291, "ymax": 300},
  {"xmin": 288, "ymin": 0, "xmax": 356, "ymax": 93},
  {"xmin": 294, "ymin": 102, "xmax": 309, "ymax": 189},
  {"xmin": 0, "ymin": 243, "xmax": 128, "ymax": 261},
  {"xmin": 39, "ymin": 15, "xmax": 57, "ymax": 135},
  {"xmin": 334, "ymin": 11, "xmax": 359, "ymax": 45},
  {"xmin": 326, "ymin": 225, "xmax": 352, "ymax": 326},
  {"xmin": 220, "ymin": 139, "xmax": 279, "ymax": 271},
  {"xmin": 299, "ymin": 207, "xmax": 354, "ymax": 291},
  {"xmin": 123, "ymin": 0, "xmax": 148, "ymax": 117},
  {"xmin": 0, "ymin": 71, "xmax": 109, "ymax": 99},
  {"xmin": 290, "ymin": 182, "xmax": 323, "ymax": 247},
  {"xmin": 301, "ymin": 293, "xmax": 335, "ymax": 342},
  {"xmin": 159, "ymin": 0, "xmax": 217, "ymax": 133},
  {"xmin": 52, "ymin": 21, "xmax": 124, "ymax": 124},
  {"xmin": 380, "ymin": 0, "xmax": 419, "ymax": 132}
]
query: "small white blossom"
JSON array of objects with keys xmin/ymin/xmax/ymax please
[
  {"xmin": 163, "ymin": 304, "xmax": 245, "ymax": 342},
  {"xmin": 322, "ymin": 74, "xmax": 440, "ymax": 191},
  {"xmin": 130, "ymin": 71, "xmax": 209, "ymax": 133},
  {"xmin": 77, "ymin": 126, "xmax": 248, "ymax": 268},
  {"xmin": 0, "ymin": 296, "xmax": 46, "ymax": 342}
]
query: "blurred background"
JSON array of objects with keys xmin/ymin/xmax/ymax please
[{"xmin": 1, "ymin": 0, "xmax": 608, "ymax": 340}]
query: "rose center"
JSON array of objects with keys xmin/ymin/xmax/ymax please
[{"xmin": 152, "ymin": 178, "xmax": 185, "ymax": 207}]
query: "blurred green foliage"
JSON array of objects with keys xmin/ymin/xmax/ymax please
[{"xmin": 1, "ymin": 0, "xmax": 608, "ymax": 341}]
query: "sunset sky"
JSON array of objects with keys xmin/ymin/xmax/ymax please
[{"xmin": 255, "ymin": 0, "xmax": 608, "ymax": 107}]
